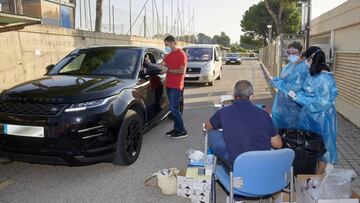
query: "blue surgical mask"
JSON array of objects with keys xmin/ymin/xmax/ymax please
[
  {"xmin": 164, "ymin": 46, "xmax": 172, "ymax": 54},
  {"xmin": 288, "ymin": 54, "xmax": 299, "ymax": 64},
  {"xmin": 305, "ymin": 60, "xmax": 311, "ymax": 68}
]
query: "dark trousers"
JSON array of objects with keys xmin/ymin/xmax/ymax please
[
  {"xmin": 208, "ymin": 130, "xmax": 232, "ymax": 170},
  {"xmin": 166, "ymin": 88, "xmax": 185, "ymax": 132}
]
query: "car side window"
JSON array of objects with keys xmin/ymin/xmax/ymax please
[
  {"xmin": 214, "ymin": 48, "xmax": 219, "ymax": 61},
  {"xmin": 216, "ymin": 47, "xmax": 222, "ymax": 58},
  {"xmin": 59, "ymin": 54, "xmax": 86, "ymax": 74},
  {"xmin": 156, "ymin": 51, "xmax": 165, "ymax": 63}
]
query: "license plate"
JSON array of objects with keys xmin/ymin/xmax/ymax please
[
  {"xmin": 3, "ymin": 124, "xmax": 44, "ymax": 138},
  {"xmin": 186, "ymin": 74, "xmax": 197, "ymax": 78}
]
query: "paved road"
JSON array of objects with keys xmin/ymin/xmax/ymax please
[{"xmin": 0, "ymin": 61, "xmax": 276, "ymax": 203}]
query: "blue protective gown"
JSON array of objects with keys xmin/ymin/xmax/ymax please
[
  {"xmin": 294, "ymin": 71, "xmax": 339, "ymax": 164},
  {"xmin": 271, "ymin": 60, "xmax": 309, "ymax": 129}
]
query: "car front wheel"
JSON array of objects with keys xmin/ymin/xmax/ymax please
[{"xmin": 113, "ymin": 110, "xmax": 143, "ymax": 165}]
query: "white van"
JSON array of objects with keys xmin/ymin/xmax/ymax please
[{"xmin": 183, "ymin": 44, "xmax": 223, "ymax": 86}]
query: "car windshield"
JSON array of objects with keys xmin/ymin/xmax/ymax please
[
  {"xmin": 183, "ymin": 48, "xmax": 213, "ymax": 61},
  {"xmin": 51, "ymin": 48, "xmax": 141, "ymax": 79},
  {"xmin": 226, "ymin": 53, "xmax": 239, "ymax": 57}
]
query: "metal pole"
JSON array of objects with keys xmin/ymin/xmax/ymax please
[
  {"xmin": 108, "ymin": 0, "xmax": 111, "ymax": 33},
  {"xmin": 152, "ymin": 0, "xmax": 155, "ymax": 37},
  {"xmin": 112, "ymin": 5, "xmax": 115, "ymax": 34},
  {"xmin": 188, "ymin": 3, "xmax": 190, "ymax": 35},
  {"xmin": 83, "ymin": 0, "xmax": 87, "ymax": 29},
  {"xmin": 13, "ymin": 0, "xmax": 17, "ymax": 14},
  {"xmin": 88, "ymin": 0, "xmax": 92, "ymax": 31},
  {"xmin": 129, "ymin": 0, "xmax": 132, "ymax": 36},
  {"xmin": 162, "ymin": 0, "xmax": 164, "ymax": 34},
  {"xmin": 166, "ymin": 16, "xmax": 168, "ymax": 34},
  {"xmin": 193, "ymin": 7, "xmax": 195, "ymax": 38},
  {"xmin": 79, "ymin": 0, "xmax": 83, "ymax": 29},
  {"xmin": 143, "ymin": 16, "xmax": 146, "ymax": 37},
  {"xmin": 182, "ymin": 0, "xmax": 184, "ymax": 36},
  {"xmin": 171, "ymin": 0, "xmax": 173, "ymax": 35},
  {"xmin": 306, "ymin": 0, "xmax": 312, "ymax": 49}
]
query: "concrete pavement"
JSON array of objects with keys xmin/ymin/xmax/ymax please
[
  {"xmin": 0, "ymin": 60, "xmax": 270, "ymax": 203},
  {"xmin": 1, "ymin": 59, "xmax": 359, "ymax": 202}
]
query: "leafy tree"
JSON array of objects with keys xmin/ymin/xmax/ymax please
[
  {"xmin": 212, "ymin": 35, "xmax": 220, "ymax": 44},
  {"xmin": 212, "ymin": 32, "xmax": 231, "ymax": 47},
  {"xmin": 240, "ymin": 1, "xmax": 301, "ymax": 45},
  {"xmin": 197, "ymin": 33, "xmax": 212, "ymax": 44},
  {"xmin": 240, "ymin": 33, "xmax": 263, "ymax": 50}
]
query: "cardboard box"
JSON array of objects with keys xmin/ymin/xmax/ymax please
[
  {"xmin": 295, "ymin": 175, "xmax": 359, "ymax": 203},
  {"xmin": 177, "ymin": 168, "xmax": 212, "ymax": 203}
]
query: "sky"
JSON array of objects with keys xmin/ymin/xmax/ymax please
[{"xmin": 75, "ymin": 0, "xmax": 350, "ymax": 43}]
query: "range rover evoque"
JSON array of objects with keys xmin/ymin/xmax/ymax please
[{"xmin": 0, "ymin": 46, "xmax": 181, "ymax": 165}]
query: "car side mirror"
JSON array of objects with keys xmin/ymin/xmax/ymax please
[{"xmin": 46, "ymin": 64, "xmax": 55, "ymax": 73}]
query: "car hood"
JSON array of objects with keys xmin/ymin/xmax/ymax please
[
  {"xmin": 1, "ymin": 75, "xmax": 134, "ymax": 104},
  {"xmin": 187, "ymin": 61, "xmax": 211, "ymax": 68}
]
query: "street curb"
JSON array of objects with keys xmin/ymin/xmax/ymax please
[{"xmin": 258, "ymin": 61, "xmax": 276, "ymax": 97}]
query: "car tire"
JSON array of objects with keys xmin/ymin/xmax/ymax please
[
  {"xmin": 208, "ymin": 74, "xmax": 215, "ymax": 86},
  {"xmin": 113, "ymin": 110, "xmax": 143, "ymax": 165}
]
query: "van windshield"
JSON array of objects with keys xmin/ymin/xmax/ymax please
[{"xmin": 183, "ymin": 48, "xmax": 213, "ymax": 62}]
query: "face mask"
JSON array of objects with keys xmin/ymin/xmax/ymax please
[
  {"xmin": 164, "ymin": 46, "xmax": 172, "ymax": 54},
  {"xmin": 305, "ymin": 60, "xmax": 311, "ymax": 68},
  {"xmin": 288, "ymin": 54, "xmax": 299, "ymax": 64}
]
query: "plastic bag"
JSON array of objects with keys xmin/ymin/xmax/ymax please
[
  {"xmin": 187, "ymin": 149, "xmax": 205, "ymax": 162},
  {"xmin": 316, "ymin": 168, "xmax": 356, "ymax": 200},
  {"xmin": 271, "ymin": 61, "xmax": 309, "ymax": 129}
]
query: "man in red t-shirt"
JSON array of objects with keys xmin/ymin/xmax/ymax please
[{"xmin": 145, "ymin": 35, "xmax": 187, "ymax": 139}]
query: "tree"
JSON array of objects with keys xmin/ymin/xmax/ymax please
[
  {"xmin": 212, "ymin": 35, "xmax": 220, "ymax": 44},
  {"xmin": 95, "ymin": 0, "xmax": 103, "ymax": 32},
  {"xmin": 212, "ymin": 32, "xmax": 231, "ymax": 47},
  {"xmin": 240, "ymin": 1, "xmax": 301, "ymax": 45},
  {"xmin": 264, "ymin": 0, "xmax": 300, "ymax": 34},
  {"xmin": 240, "ymin": 33, "xmax": 263, "ymax": 50},
  {"xmin": 218, "ymin": 32, "xmax": 231, "ymax": 47},
  {"xmin": 197, "ymin": 33, "xmax": 212, "ymax": 44}
]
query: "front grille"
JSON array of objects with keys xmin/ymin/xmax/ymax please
[
  {"xmin": 185, "ymin": 77, "xmax": 200, "ymax": 81},
  {"xmin": 0, "ymin": 101, "xmax": 66, "ymax": 116},
  {"xmin": 186, "ymin": 68, "xmax": 201, "ymax": 74}
]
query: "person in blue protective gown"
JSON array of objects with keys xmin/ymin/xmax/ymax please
[
  {"xmin": 271, "ymin": 41, "xmax": 309, "ymax": 129},
  {"xmin": 288, "ymin": 47, "xmax": 338, "ymax": 174}
]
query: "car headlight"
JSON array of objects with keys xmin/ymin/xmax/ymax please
[
  {"xmin": 202, "ymin": 63, "xmax": 211, "ymax": 70},
  {"xmin": 226, "ymin": 58, "xmax": 230, "ymax": 61},
  {"xmin": 65, "ymin": 95, "xmax": 117, "ymax": 112},
  {"xmin": 236, "ymin": 58, "xmax": 241, "ymax": 61}
]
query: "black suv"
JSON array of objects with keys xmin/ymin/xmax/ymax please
[{"xmin": 0, "ymin": 46, "xmax": 178, "ymax": 165}]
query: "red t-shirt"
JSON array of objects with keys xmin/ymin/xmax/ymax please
[{"xmin": 164, "ymin": 48, "xmax": 187, "ymax": 90}]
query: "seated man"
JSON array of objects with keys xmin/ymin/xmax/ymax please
[{"xmin": 204, "ymin": 80, "xmax": 283, "ymax": 168}]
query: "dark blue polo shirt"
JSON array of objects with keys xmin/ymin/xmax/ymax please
[{"xmin": 210, "ymin": 99, "xmax": 277, "ymax": 162}]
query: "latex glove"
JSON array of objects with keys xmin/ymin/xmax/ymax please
[{"xmin": 288, "ymin": 90, "xmax": 297, "ymax": 100}]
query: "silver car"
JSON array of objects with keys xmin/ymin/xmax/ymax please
[{"xmin": 183, "ymin": 44, "xmax": 223, "ymax": 86}]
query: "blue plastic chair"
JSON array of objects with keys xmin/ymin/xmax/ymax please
[{"xmin": 214, "ymin": 148, "xmax": 295, "ymax": 203}]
